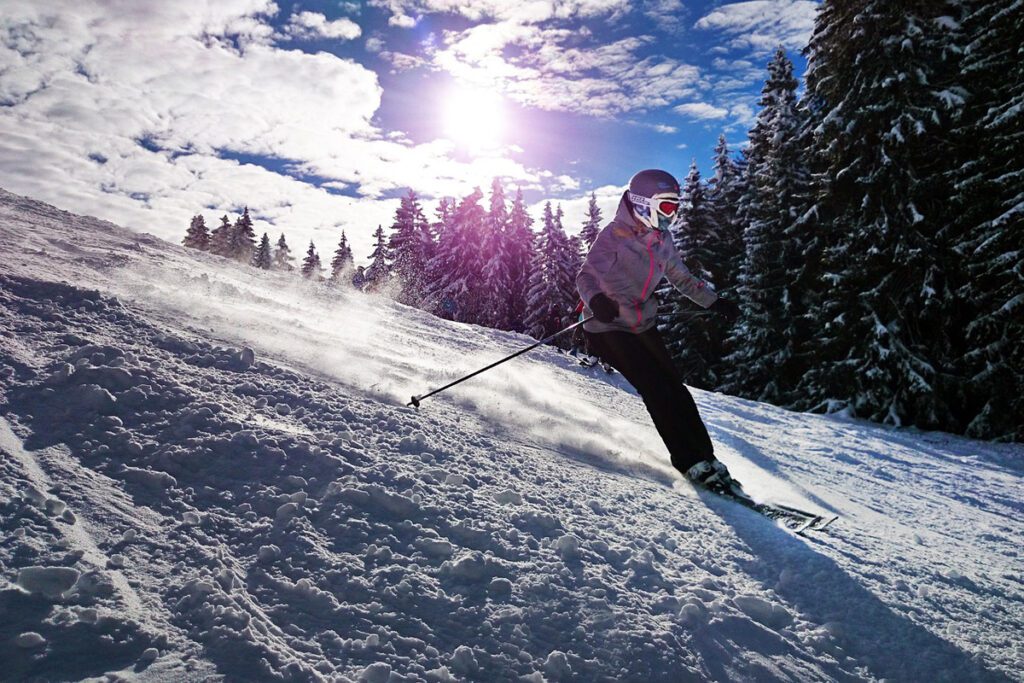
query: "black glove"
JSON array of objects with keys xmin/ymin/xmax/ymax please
[
  {"xmin": 709, "ymin": 297, "xmax": 740, "ymax": 322},
  {"xmin": 589, "ymin": 293, "xmax": 620, "ymax": 323}
]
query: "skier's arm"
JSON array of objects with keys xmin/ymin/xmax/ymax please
[
  {"xmin": 664, "ymin": 244, "xmax": 718, "ymax": 308},
  {"xmin": 576, "ymin": 229, "xmax": 617, "ymax": 304}
]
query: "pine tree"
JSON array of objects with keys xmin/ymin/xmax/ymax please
[
  {"xmin": 364, "ymin": 225, "xmax": 390, "ymax": 290},
  {"xmin": 553, "ymin": 204, "xmax": 578, "ymax": 311},
  {"xmin": 706, "ymin": 135, "xmax": 746, "ymax": 293},
  {"xmin": 251, "ymin": 232, "xmax": 272, "ymax": 269},
  {"xmin": 301, "ymin": 240, "xmax": 322, "ymax": 279},
  {"xmin": 580, "ymin": 192, "xmax": 602, "ymax": 250},
  {"xmin": 481, "ymin": 179, "xmax": 513, "ymax": 329},
  {"xmin": 209, "ymin": 215, "xmax": 233, "ymax": 257},
  {"xmin": 524, "ymin": 202, "xmax": 576, "ymax": 344},
  {"xmin": 950, "ymin": 0, "xmax": 1024, "ymax": 440},
  {"xmin": 724, "ymin": 47, "xmax": 809, "ymax": 404},
  {"xmin": 796, "ymin": 0, "xmax": 964, "ymax": 429},
  {"xmin": 330, "ymin": 231, "xmax": 355, "ymax": 282},
  {"xmin": 229, "ymin": 207, "xmax": 257, "ymax": 262},
  {"xmin": 505, "ymin": 188, "xmax": 535, "ymax": 332},
  {"xmin": 273, "ymin": 233, "xmax": 295, "ymax": 271},
  {"xmin": 387, "ymin": 190, "xmax": 433, "ymax": 304},
  {"xmin": 425, "ymin": 189, "xmax": 487, "ymax": 323},
  {"xmin": 183, "ymin": 214, "xmax": 210, "ymax": 250}
]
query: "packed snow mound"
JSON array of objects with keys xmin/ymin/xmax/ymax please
[{"xmin": 1, "ymin": 187, "xmax": 1022, "ymax": 682}]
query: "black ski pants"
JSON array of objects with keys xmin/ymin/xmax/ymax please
[{"xmin": 585, "ymin": 326, "xmax": 714, "ymax": 474}]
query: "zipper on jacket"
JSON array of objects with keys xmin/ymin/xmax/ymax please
[{"xmin": 635, "ymin": 233, "xmax": 658, "ymax": 331}]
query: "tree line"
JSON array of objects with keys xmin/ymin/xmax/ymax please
[
  {"xmin": 182, "ymin": 184, "xmax": 604, "ymax": 342},
  {"xmin": 182, "ymin": 207, "xmax": 357, "ymax": 282}
]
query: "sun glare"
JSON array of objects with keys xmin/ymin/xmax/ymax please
[{"xmin": 443, "ymin": 87, "xmax": 506, "ymax": 153}]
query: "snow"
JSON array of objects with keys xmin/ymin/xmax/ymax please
[{"xmin": 1, "ymin": 186, "xmax": 1023, "ymax": 681}]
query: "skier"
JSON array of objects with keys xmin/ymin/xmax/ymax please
[{"xmin": 577, "ymin": 169, "xmax": 740, "ymax": 490}]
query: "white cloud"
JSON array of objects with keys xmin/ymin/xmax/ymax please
[
  {"xmin": 389, "ymin": 13, "xmax": 418, "ymax": 28},
  {"xmin": 424, "ymin": 22, "xmax": 703, "ymax": 116},
  {"xmin": 0, "ymin": 0, "xmax": 550, "ymax": 262},
  {"xmin": 369, "ymin": 0, "xmax": 630, "ymax": 24},
  {"xmin": 0, "ymin": 114, "xmax": 398, "ymax": 263},
  {"xmin": 729, "ymin": 102, "xmax": 757, "ymax": 127},
  {"xmin": 673, "ymin": 102, "xmax": 729, "ymax": 120},
  {"xmin": 282, "ymin": 11, "xmax": 362, "ymax": 41},
  {"xmin": 694, "ymin": 0, "xmax": 817, "ymax": 54}
]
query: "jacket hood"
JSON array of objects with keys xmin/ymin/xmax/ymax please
[
  {"xmin": 615, "ymin": 190, "xmax": 662, "ymax": 237},
  {"xmin": 614, "ymin": 190, "xmax": 643, "ymax": 232}
]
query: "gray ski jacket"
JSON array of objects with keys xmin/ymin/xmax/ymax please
[{"xmin": 576, "ymin": 191, "xmax": 718, "ymax": 334}]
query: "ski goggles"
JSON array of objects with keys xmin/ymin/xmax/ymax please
[{"xmin": 628, "ymin": 191, "xmax": 680, "ymax": 218}]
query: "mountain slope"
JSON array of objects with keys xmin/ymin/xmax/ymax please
[{"xmin": 1, "ymin": 188, "xmax": 1021, "ymax": 682}]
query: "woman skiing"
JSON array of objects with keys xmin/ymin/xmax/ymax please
[{"xmin": 577, "ymin": 169, "xmax": 740, "ymax": 489}]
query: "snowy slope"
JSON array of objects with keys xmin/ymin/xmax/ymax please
[{"xmin": 1, "ymin": 186, "xmax": 1022, "ymax": 683}]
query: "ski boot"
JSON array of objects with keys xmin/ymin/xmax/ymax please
[{"xmin": 685, "ymin": 459, "xmax": 740, "ymax": 494}]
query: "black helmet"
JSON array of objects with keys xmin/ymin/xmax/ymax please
[{"xmin": 627, "ymin": 169, "xmax": 681, "ymax": 232}]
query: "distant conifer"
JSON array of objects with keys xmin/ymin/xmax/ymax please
[
  {"xmin": 209, "ymin": 215, "xmax": 233, "ymax": 256},
  {"xmin": 183, "ymin": 214, "xmax": 210, "ymax": 250},
  {"xmin": 229, "ymin": 207, "xmax": 257, "ymax": 262},
  {"xmin": 580, "ymin": 192, "xmax": 602, "ymax": 250},
  {"xmin": 330, "ymin": 231, "xmax": 355, "ymax": 282},
  {"xmin": 251, "ymin": 232, "xmax": 272, "ymax": 269},
  {"xmin": 364, "ymin": 225, "xmax": 390, "ymax": 289},
  {"xmin": 301, "ymin": 240, "xmax": 322, "ymax": 279},
  {"xmin": 273, "ymin": 233, "xmax": 295, "ymax": 271}
]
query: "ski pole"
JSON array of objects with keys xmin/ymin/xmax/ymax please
[{"xmin": 408, "ymin": 316, "xmax": 594, "ymax": 408}]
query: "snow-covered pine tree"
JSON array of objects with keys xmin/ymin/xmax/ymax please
[
  {"xmin": 523, "ymin": 202, "xmax": 576, "ymax": 344},
  {"xmin": 580, "ymin": 192, "xmax": 602, "ymax": 250},
  {"xmin": 183, "ymin": 214, "xmax": 210, "ymax": 250},
  {"xmin": 950, "ymin": 0, "xmax": 1024, "ymax": 440},
  {"xmin": 301, "ymin": 240, "xmax": 323, "ymax": 279},
  {"xmin": 504, "ymin": 188, "xmax": 535, "ymax": 332},
  {"xmin": 330, "ymin": 231, "xmax": 355, "ymax": 283},
  {"xmin": 251, "ymin": 232, "xmax": 272, "ymax": 270},
  {"xmin": 387, "ymin": 190, "xmax": 433, "ymax": 305},
  {"xmin": 723, "ymin": 47, "xmax": 809, "ymax": 404},
  {"xmin": 209, "ymin": 215, "xmax": 233, "ymax": 257},
  {"xmin": 481, "ymin": 179, "xmax": 513, "ymax": 329},
  {"xmin": 796, "ymin": 0, "xmax": 963, "ymax": 429},
  {"xmin": 705, "ymin": 135, "xmax": 746, "ymax": 296},
  {"xmin": 425, "ymin": 189, "xmax": 486, "ymax": 323},
  {"xmin": 273, "ymin": 233, "xmax": 295, "ymax": 271},
  {"xmin": 363, "ymin": 225, "xmax": 390, "ymax": 290},
  {"xmin": 421, "ymin": 197, "xmax": 455, "ymax": 314},
  {"xmin": 567, "ymin": 233, "xmax": 585, "ymax": 295},
  {"xmin": 229, "ymin": 207, "xmax": 257, "ymax": 262},
  {"xmin": 553, "ymin": 204, "xmax": 579, "ymax": 312},
  {"xmin": 661, "ymin": 161, "xmax": 724, "ymax": 389}
]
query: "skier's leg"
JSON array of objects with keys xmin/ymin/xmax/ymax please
[
  {"xmin": 636, "ymin": 327, "xmax": 715, "ymax": 471},
  {"xmin": 585, "ymin": 329, "xmax": 714, "ymax": 473}
]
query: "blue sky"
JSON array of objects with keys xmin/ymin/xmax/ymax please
[{"xmin": 0, "ymin": 0, "xmax": 817, "ymax": 260}]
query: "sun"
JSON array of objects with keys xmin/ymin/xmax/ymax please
[{"xmin": 442, "ymin": 86, "xmax": 506, "ymax": 153}]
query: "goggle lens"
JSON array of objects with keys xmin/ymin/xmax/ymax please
[{"xmin": 658, "ymin": 201, "xmax": 679, "ymax": 215}]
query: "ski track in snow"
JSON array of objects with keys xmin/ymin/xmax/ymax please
[{"xmin": 1, "ymin": 186, "xmax": 1022, "ymax": 682}]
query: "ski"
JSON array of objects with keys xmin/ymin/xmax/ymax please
[{"xmin": 702, "ymin": 482, "xmax": 838, "ymax": 534}]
